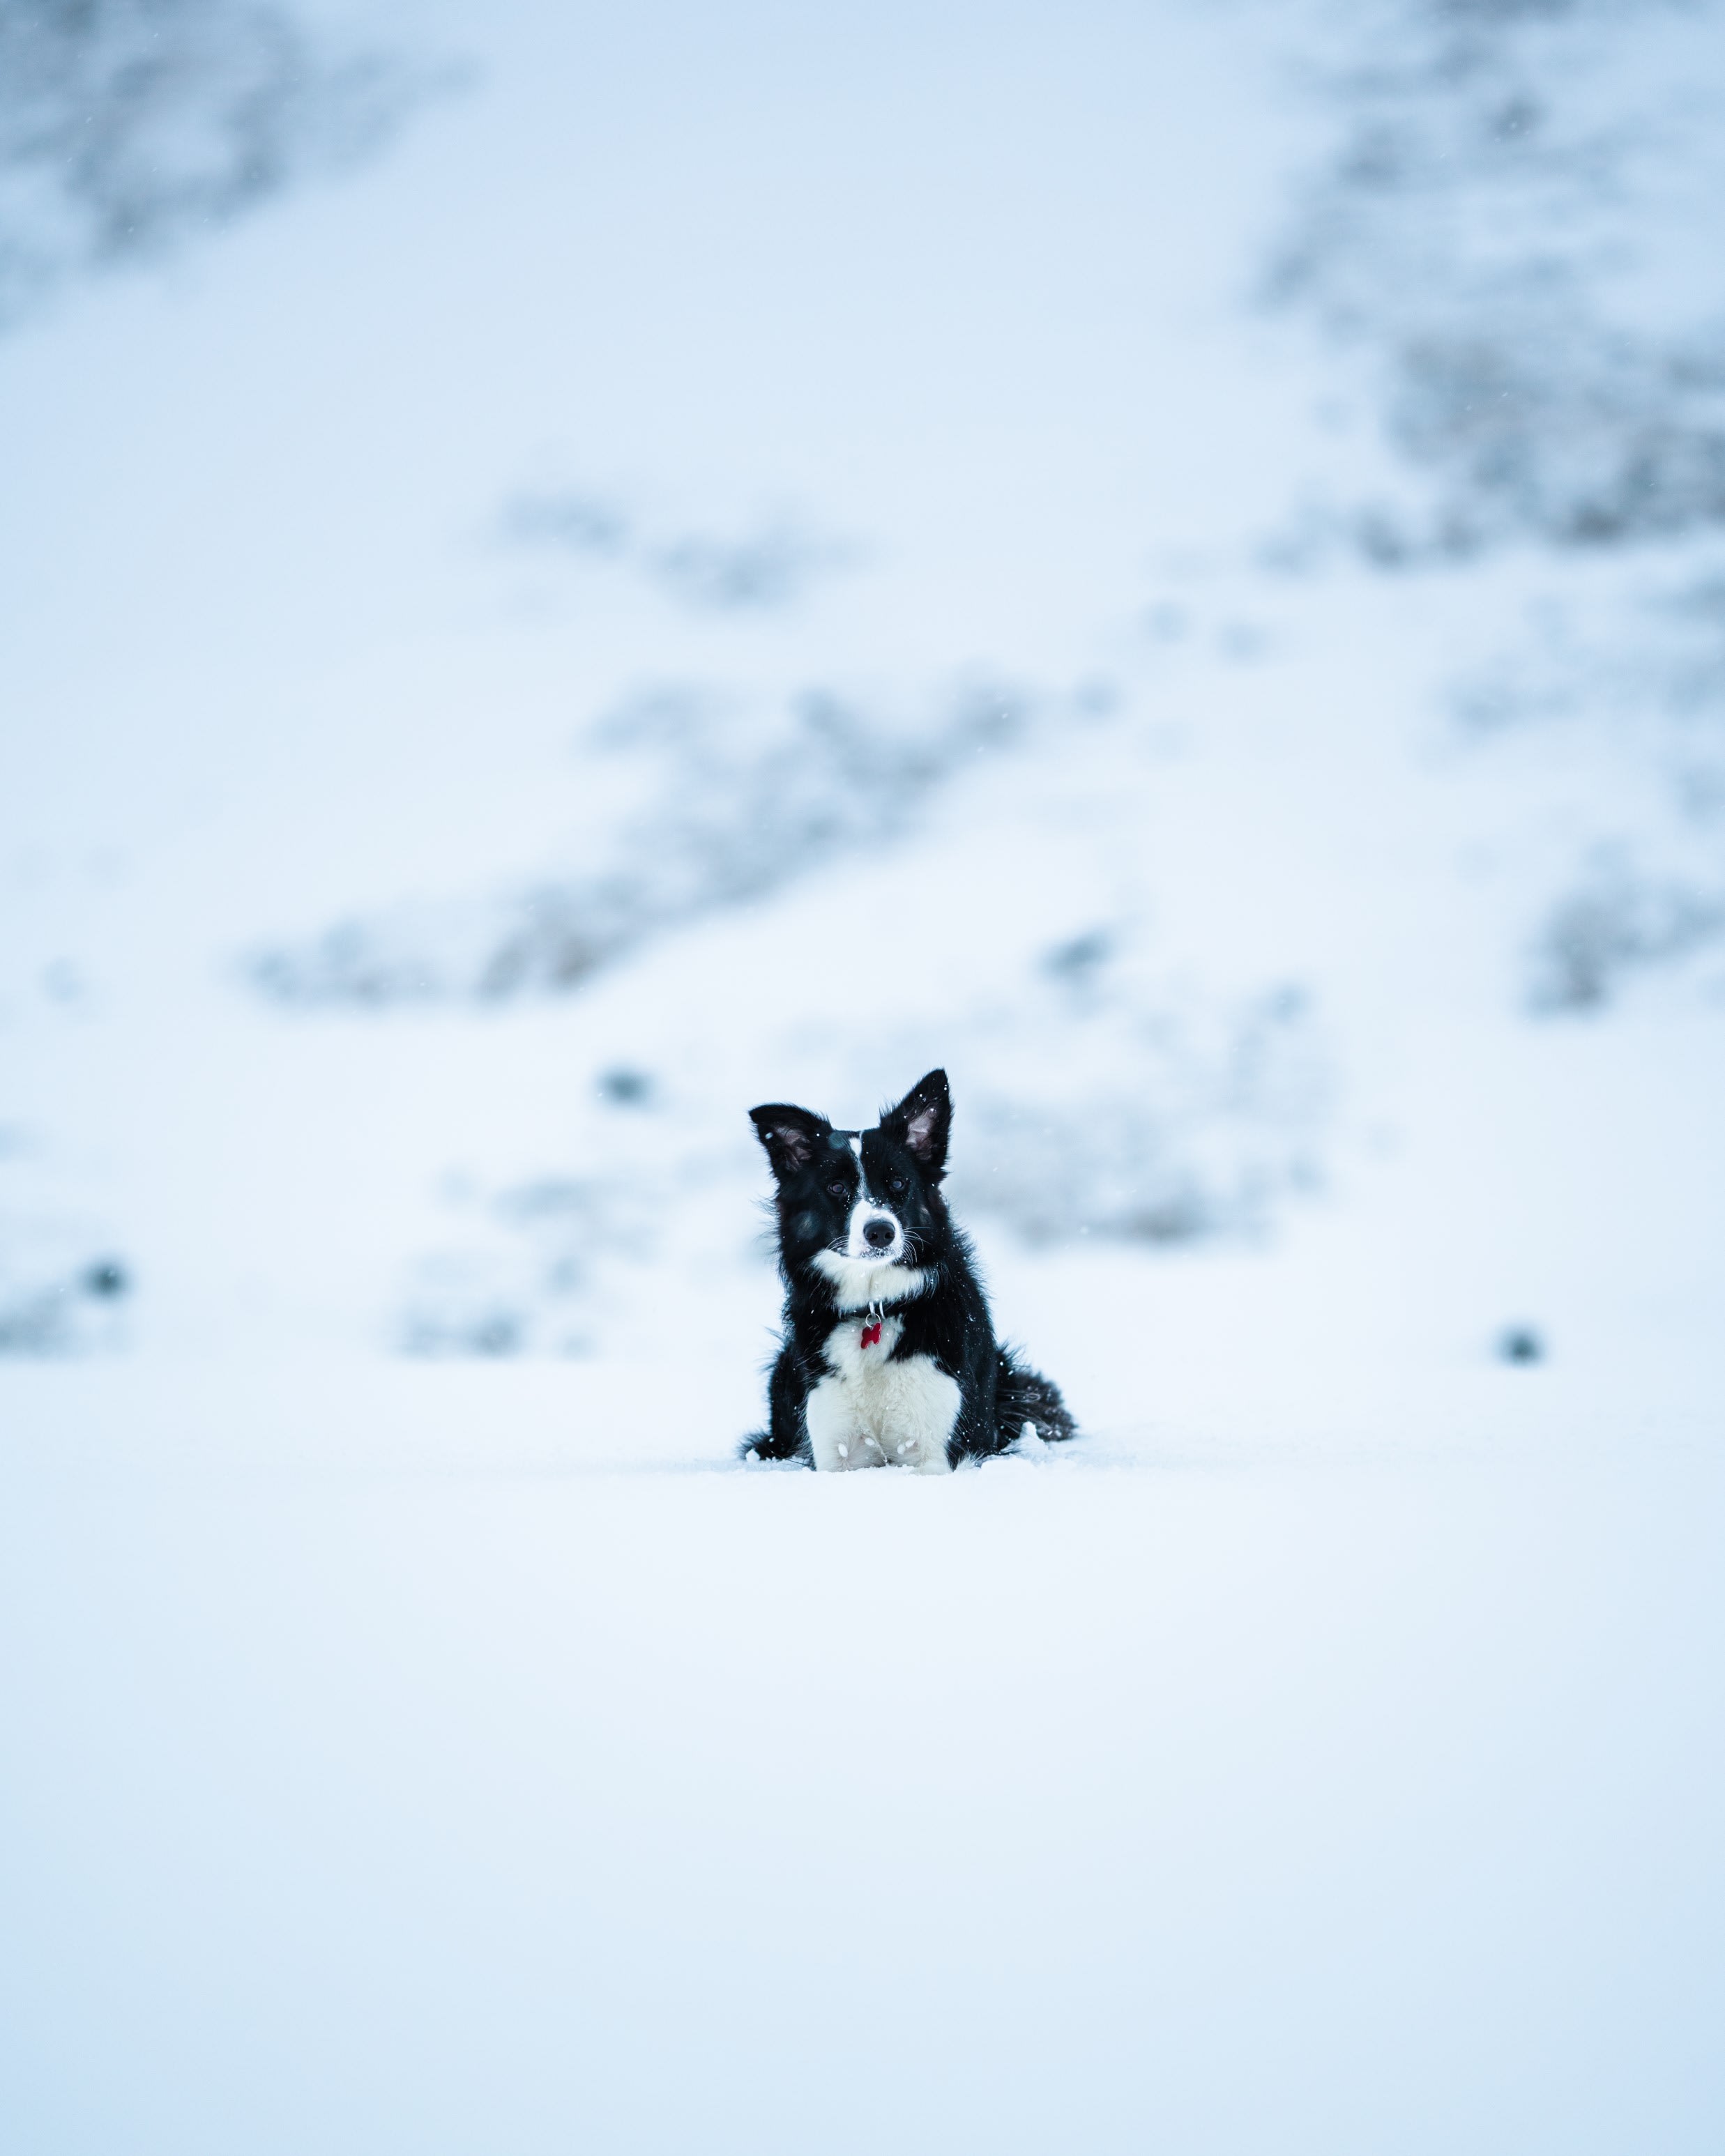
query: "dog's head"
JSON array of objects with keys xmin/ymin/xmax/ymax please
[{"xmin": 750, "ymin": 1068, "xmax": 952, "ymax": 1283}]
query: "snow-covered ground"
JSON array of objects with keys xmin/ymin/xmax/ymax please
[{"xmin": 2, "ymin": 2, "xmax": 1722, "ymax": 2149}]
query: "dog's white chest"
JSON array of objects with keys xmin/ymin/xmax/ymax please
[{"xmin": 805, "ymin": 1315, "xmax": 958, "ymax": 1474}]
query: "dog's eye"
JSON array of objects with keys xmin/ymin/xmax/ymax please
[
  {"xmin": 887, "ymin": 1175, "xmax": 906, "ymax": 1195},
  {"xmin": 826, "ymin": 1181, "xmax": 849, "ymax": 1200}
]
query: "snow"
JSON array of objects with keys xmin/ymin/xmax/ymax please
[
  {"xmin": 4, "ymin": 1361, "xmax": 1721, "ymax": 2152},
  {"xmin": 2, "ymin": 0, "xmax": 1724, "ymax": 2149}
]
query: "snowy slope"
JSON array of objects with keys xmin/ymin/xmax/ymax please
[
  {"xmin": 4, "ymin": 1363, "xmax": 1720, "ymax": 2156},
  {"xmin": 1, "ymin": 1, "xmax": 1723, "ymax": 2150}
]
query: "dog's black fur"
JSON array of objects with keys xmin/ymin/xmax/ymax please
[{"xmin": 741, "ymin": 1068, "xmax": 1076, "ymax": 1469}]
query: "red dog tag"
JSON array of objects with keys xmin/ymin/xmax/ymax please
[{"xmin": 860, "ymin": 1320, "xmax": 883, "ymax": 1349}]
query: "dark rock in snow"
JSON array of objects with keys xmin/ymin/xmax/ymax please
[{"xmin": 1497, "ymin": 1324, "xmax": 1544, "ymax": 1365}]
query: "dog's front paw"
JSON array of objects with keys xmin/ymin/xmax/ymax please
[{"xmin": 909, "ymin": 1441, "xmax": 955, "ymax": 1476}]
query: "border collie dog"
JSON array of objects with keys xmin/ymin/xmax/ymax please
[{"xmin": 742, "ymin": 1069, "xmax": 1076, "ymax": 1472}]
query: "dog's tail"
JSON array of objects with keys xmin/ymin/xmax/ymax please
[{"xmin": 995, "ymin": 1346, "xmax": 1077, "ymax": 1450}]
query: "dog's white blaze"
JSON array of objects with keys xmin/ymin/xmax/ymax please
[
  {"xmin": 805, "ymin": 1313, "xmax": 958, "ymax": 1476},
  {"xmin": 810, "ymin": 1249, "xmax": 927, "ymax": 1310},
  {"xmin": 836, "ymin": 1198, "xmax": 904, "ymax": 1263}
]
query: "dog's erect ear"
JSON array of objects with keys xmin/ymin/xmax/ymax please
[
  {"xmin": 749, "ymin": 1103, "xmax": 831, "ymax": 1179},
  {"xmin": 881, "ymin": 1068, "xmax": 951, "ymax": 1178}
]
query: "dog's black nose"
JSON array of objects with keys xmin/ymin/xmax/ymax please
[{"xmin": 863, "ymin": 1217, "xmax": 896, "ymax": 1250}]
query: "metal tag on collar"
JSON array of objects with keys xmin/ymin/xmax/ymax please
[{"xmin": 860, "ymin": 1300, "xmax": 883, "ymax": 1350}]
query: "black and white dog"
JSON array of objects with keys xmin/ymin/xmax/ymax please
[{"xmin": 742, "ymin": 1069, "xmax": 1075, "ymax": 1472}]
